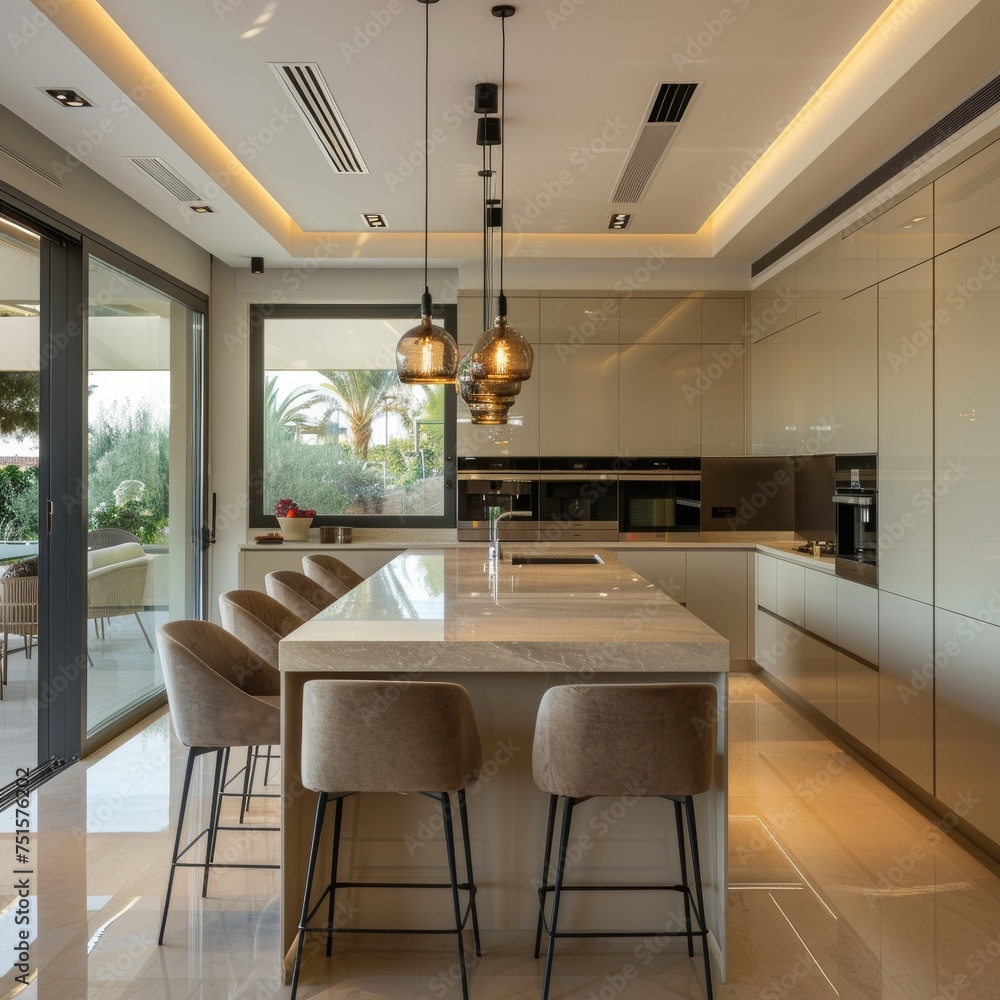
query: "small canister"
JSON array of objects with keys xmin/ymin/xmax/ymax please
[
  {"xmin": 335, "ymin": 527, "xmax": 352, "ymax": 544},
  {"xmin": 320, "ymin": 526, "xmax": 337, "ymax": 544}
]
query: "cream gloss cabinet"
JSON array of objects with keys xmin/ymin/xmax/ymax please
[{"xmin": 878, "ymin": 262, "xmax": 934, "ymax": 605}]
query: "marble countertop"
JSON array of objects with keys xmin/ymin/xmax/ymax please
[{"xmin": 279, "ymin": 546, "xmax": 730, "ymax": 675}]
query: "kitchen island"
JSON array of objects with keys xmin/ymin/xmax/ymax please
[{"xmin": 278, "ymin": 546, "xmax": 730, "ymax": 982}]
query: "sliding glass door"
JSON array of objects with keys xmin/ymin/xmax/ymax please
[
  {"xmin": 0, "ymin": 214, "xmax": 41, "ymax": 792},
  {"xmin": 84, "ymin": 254, "xmax": 205, "ymax": 742}
]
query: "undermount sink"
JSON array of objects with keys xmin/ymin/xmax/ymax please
[{"xmin": 510, "ymin": 554, "xmax": 603, "ymax": 565}]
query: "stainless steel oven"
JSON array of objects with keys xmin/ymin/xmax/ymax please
[
  {"xmin": 457, "ymin": 459, "xmax": 540, "ymax": 542},
  {"xmin": 618, "ymin": 459, "xmax": 701, "ymax": 539},
  {"xmin": 833, "ymin": 454, "xmax": 877, "ymax": 587},
  {"xmin": 537, "ymin": 472, "xmax": 619, "ymax": 542}
]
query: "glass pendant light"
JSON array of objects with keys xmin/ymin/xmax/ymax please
[
  {"xmin": 468, "ymin": 4, "xmax": 533, "ymax": 386},
  {"xmin": 396, "ymin": 0, "xmax": 459, "ymax": 385}
]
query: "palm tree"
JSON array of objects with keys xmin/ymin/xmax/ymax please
[
  {"xmin": 263, "ymin": 376, "xmax": 325, "ymax": 440},
  {"xmin": 317, "ymin": 370, "xmax": 408, "ymax": 461}
]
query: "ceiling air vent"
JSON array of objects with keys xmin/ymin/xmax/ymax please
[
  {"xmin": 611, "ymin": 82, "xmax": 699, "ymax": 205},
  {"xmin": 127, "ymin": 156, "xmax": 202, "ymax": 201},
  {"xmin": 270, "ymin": 62, "xmax": 368, "ymax": 174}
]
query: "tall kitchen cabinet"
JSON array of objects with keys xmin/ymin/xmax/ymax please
[{"xmin": 538, "ymin": 296, "xmax": 619, "ymax": 457}]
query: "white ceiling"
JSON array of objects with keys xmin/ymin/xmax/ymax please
[{"xmin": 1, "ymin": 0, "xmax": 999, "ymax": 273}]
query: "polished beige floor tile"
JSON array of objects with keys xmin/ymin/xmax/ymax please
[{"xmin": 3, "ymin": 674, "xmax": 1000, "ymax": 999}]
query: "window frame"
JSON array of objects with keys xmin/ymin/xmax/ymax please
[{"xmin": 248, "ymin": 303, "xmax": 457, "ymax": 529}]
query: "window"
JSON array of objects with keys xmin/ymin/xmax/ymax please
[{"xmin": 249, "ymin": 304, "xmax": 457, "ymax": 528}]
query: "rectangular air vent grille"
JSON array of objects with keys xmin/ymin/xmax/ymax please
[
  {"xmin": 648, "ymin": 83, "xmax": 698, "ymax": 123},
  {"xmin": 270, "ymin": 62, "xmax": 368, "ymax": 174},
  {"xmin": 127, "ymin": 156, "xmax": 202, "ymax": 201},
  {"xmin": 610, "ymin": 83, "xmax": 699, "ymax": 205}
]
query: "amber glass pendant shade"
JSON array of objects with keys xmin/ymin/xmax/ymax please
[
  {"xmin": 468, "ymin": 308, "xmax": 533, "ymax": 383},
  {"xmin": 459, "ymin": 355, "xmax": 521, "ymax": 425},
  {"xmin": 396, "ymin": 306, "xmax": 460, "ymax": 385}
]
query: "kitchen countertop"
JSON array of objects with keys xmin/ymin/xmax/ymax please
[{"xmin": 279, "ymin": 546, "xmax": 730, "ymax": 674}]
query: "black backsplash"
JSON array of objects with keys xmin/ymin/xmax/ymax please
[{"xmin": 701, "ymin": 455, "xmax": 835, "ymax": 534}]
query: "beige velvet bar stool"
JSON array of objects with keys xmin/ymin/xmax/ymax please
[
  {"xmin": 301, "ymin": 553, "xmax": 364, "ymax": 599},
  {"xmin": 264, "ymin": 569, "xmax": 336, "ymax": 620},
  {"xmin": 219, "ymin": 590, "xmax": 303, "ymax": 819},
  {"xmin": 156, "ymin": 620, "xmax": 281, "ymax": 945},
  {"xmin": 291, "ymin": 679, "xmax": 483, "ymax": 1000},
  {"xmin": 532, "ymin": 683, "xmax": 717, "ymax": 1000}
]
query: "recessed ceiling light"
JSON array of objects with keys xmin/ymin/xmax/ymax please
[
  {"xmin": 190, "ymin": 205, "xmax": 214, "ymax": 214},
  {"xmin": 44, "ymin": 88, "xmax": 92, "ymax": 108},
  {"xmin": 362, "ymin": 213, "xmax": 388, "ymax": 228},
  {"xmin": 608, "ymin": 213, "xmax": 631, "ymax": 230}
]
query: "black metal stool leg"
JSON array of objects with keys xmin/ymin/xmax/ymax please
[
  {"xmin": 684, "ymin": 796, "xmax": 714, "ymax": 1000},
  {"xmin": 326, "ymin": 795, "xmax": 344, "ymax": 957},
  {"xmin": 542, "ymin": 796, "xmax": 575, "ymax": 1000},
  {"xmin": 202, "ymin": 749, "xmax": 224, "ymax": 897},
  {"xmin": 440, "ymin": 792, "xmax": 470, "ymax": 1000},
  {"xmin": 291, "ymin": 792, "xmax": 328, "ymax": 1000},
  {"xmin": 158, "ymin": 747, "xmax": 198, "ymax": 945},
  {"xmin": 239, "ymin": 746, "xmax": 253, "ymax": 824},
  {"xmin": 533, "ymin": 793, "xmax": 558, "ymax": 959},
  {"xmin": 457, "ymin": 788, "xmax": 481, "ymax": 958},
  {"xmin": 673, "ymin": 798, "xmax": 694, "ymax": 957}
]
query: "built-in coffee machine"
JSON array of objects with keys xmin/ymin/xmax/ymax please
[
  {"xmin": 833, "ymin": 454, "xmax": 877, "ymax": 586},
  {"xmin": 457, "ymin": 459, "xmax": 539, "ymax": 542}
]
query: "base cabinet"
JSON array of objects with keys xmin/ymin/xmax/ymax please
[
  {"xmin": 837, "ymin": 651, "xmax": 879, "ymax": 752},
  {"xmin": 686, "ymin": 551, "xmax": 749, "ymax": 660}
]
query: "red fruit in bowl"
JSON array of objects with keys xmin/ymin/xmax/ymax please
[{"xmin": 300, "ymin": 509, "xmax": 316, "ymax": 518}]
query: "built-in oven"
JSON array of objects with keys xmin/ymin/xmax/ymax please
[
  {"xmin": 833, "ymin": 454, "xmax": 877, "ymax": 587},
  {"xmin": 618, "ymin": 459, "xmax": 701, "ymax": 539},
  {"xmin": 538, "ymin": 473, "xmax": 619, "ymax": 542},
  {"xmin": 457, "ymin": 458, "xmax": 540, "ymax": 542}
]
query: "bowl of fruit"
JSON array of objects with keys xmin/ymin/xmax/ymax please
[{"xmin": 274, "ymin": 498, "xmax": 317, "ymax": 541}]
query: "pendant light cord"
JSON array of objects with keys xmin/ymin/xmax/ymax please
[
  {"xmin": 423, "ymin": 0, "xmax": 430, "ymax": 303},
  {"xmin": 498, "ymin": 11, "xmax": 507, "ymax": 308}
]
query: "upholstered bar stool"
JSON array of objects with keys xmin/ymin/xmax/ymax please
[
  {"xmin": 219, "ymin": 590, "xmax": 303, "ymax": 818},
  {"xmin": 157, "ymin": 620, "xmax": 281, "ymax": 945},
  {"xmin": 291, "ymin": 679, "xmax": 483, "ymax": 1000},
  {"xmin": 532, "ymin": 683, "xmax": 717, "ymax": 1000},
  {"xmin": 264, "ymin": 570, "xmax": 335, "ymax": 620},
  {"xmin": 302, "ymin": 553, "xmax": 364, "ymax": 599}
]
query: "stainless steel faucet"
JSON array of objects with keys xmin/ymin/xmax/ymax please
[{"xmin": 490, "ymin": 509, "xmax": 532, "ymax": 562}]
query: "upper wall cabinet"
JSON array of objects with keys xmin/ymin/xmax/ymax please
[
  {"xmin": 538, "ymin": 344, "xmax": 619, "ymax": 456},
  {"xmin": 703, "ymin": 298, "xmax": 746, "ymax": 344},
  {"xmin": 794, "ymin": 254, "xmax": 823, "ymax": 323},
  {"xmin": 539, "ymin": 297, "xmax": 619, "ymax": 345},
  {"xmin": 839, "ymin": 223, "xmax": 878, "ymax": 298},
  {"xmin": 934, "ymin": 228, "xmax": 1000, "ymax": 624},
  {"xmin": 619, "ymin": 344, "xmax": 701, "ymax": 457},
  {"xmin": 620, "ymin": 297, "xmax": 700, "ymax": 344},
  {"xmin": 878, "ymin": 261, "xmax": 934, "ymax": 604},
  {"xmin": 875, "ymin": 188, "xmax": 934, "ymax": 283},
  {"xmin": 458, "ymin": 294, "xmax": 540, "ymax": 346},
  {"xmin": 701, "ymin": 343, "xmax": 745, "ymax": 456},
  {"xmin": 935, "ymin": 137, "xmax": 1000, "ymax": 256},
  {"xmin": 832, "ymin": 287, "xmax": 878, "ymax": 454}
]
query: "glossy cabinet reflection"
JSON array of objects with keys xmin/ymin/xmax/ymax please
[
  {"xmin": 832, "ymin": 287, "xmax": 878, "ymax": 454},
  {"xmin": 616, "ymin": 549, "xmax": 687, "ymax": 605},
  {"xmin": 933, "ymin": 229, "xmax": 1000, "ymax": 623},
  {"xmin": 878, "ymin": 262, "xmax": 934, "ymax": 604},
  {"xmin": 935, "ymin": 136, "xmax": 1000, "ymax": 256},
  {"xmin": 875, "ymin": 187, "xmax": 933, "ymax": 281},
  {"xmin": 619, "ymin": 344, "xmax": 701, "ymax": 457},
  {"xmin": 620, "ymin": 297, "xmax": 700, "ymax": 344},
  {"xmin": 539, "ymin": 296, "xmax": 619, "ymax": 345},
  {"xmin": 538, "ymin": 344, "xmax": 618, "ymax": 456},
  {"xmin": 935, "ymin": 609, "xmax": 1000, "ymax": 844},
  {"xmin": 686, "ymin": 550, "xmax": 749, "ymax": 659},
  {"xmin": 878, "ymin": 591, "xmax": 933, "ymax": 794}
]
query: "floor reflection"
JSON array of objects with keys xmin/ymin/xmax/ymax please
[{"xmin": 1, "ymin": 674, "xmax": 999, "ymax": 998}]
